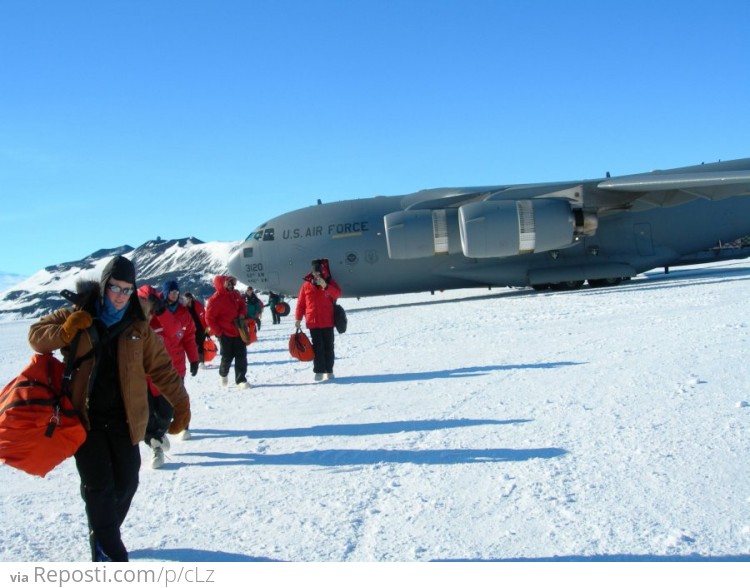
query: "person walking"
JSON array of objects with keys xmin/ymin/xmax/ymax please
[
  {"xmin": 137, "ymin": 285, "xmax": 182, "ymax": 467},
  {"xmin": 294, "ymin": 259, "xmax": 342, "ymax": 382},
  {"xmin": 244, "ymin": 286, "xmax": 264, "ymax": 332},
  {"xmin": 184, "ymin": 292, "xmax": 209, "ymax": 365},
  {"xmin": 28, "ymin": 255, "xmax": 190, "ymax": 562},
  {"xmin": 206, "ymin": 275, "xmax": 250, "ymax": 389},
  {"xmin": 267, "ymin": 291, "xmax": 283, "ymax": 324},
  {"xmin": 159, "ymin": 279, "xmax": 199, "ymax": 441}
]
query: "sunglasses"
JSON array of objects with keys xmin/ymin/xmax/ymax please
[{"xmin": 108, "ymin": 284, "xmax": 135, "ymax": 296}]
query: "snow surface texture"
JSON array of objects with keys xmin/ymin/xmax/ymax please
[{"xmin": 1, "ymin": 261, "xmax": 750, "ymax": 562}]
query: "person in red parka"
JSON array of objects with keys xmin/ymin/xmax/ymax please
[
  {"xmin": 160, "ymin": 279, "xmax": 199, "ymax": 440},
  {"xmin": 206, "ymin": 275, "xmax": 250, "ymax": 389},
  {"xmin": 184, "ymin": 292, "xmax": 208, "ymax": 365},
  {"xmin": 137, "ymin": 282, "xmax": 198, "ymax": 466},
  {"xmin": 160, "ymin": 280, "xmax": 200, "ymax": 379},
  {"xmin": 294, "ymin": 258, "xmax": 342, "ymax": 382}
]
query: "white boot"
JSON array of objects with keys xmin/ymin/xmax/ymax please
[
  {"xmin": 149, "ymin": 436, "xmax": 170, "ymax": 452},
  {"xmin": 151, "ymin": 447, "xmax": 165, "ymax": 469}
]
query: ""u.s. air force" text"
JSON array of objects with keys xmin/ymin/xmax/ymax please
[{"xmin": 282, "ymin": 221, "xmax": 369, "ymax": 239}]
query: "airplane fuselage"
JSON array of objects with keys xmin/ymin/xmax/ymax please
[{"xmin": 229, "ymin": 184, "xmax": 750, "ymax": 298}]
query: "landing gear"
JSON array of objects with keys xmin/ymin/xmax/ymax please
[
  {"xmin": 531, "ymin": 280, "xmax": 585, "ymax": 291},
  {"xmin": 587, "ymin": 277, "xmax": 623, "ymax": 288}
]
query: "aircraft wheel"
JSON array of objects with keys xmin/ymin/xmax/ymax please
[
  {"xmin": 551, "ymin": 280, "xmax": 584, "ymax": 291},
  {"xmin": 588, "ymin": 277, "xmax": 623, "ymax": 288}
]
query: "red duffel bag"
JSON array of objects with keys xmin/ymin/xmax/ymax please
[
  {"xmin": 0, "ymin": 353, "xmax": 87, "ymax": 478},
  {"xmin": 289, "ymin": 328, "xmax": 315, "ymax": 362},
  {"xmin": 203, "ymin": 338, "xmax": 218, "ymax": 362}
]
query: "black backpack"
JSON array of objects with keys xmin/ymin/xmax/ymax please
[{"xmin": 334, "ymin": 304, "xmax": 347, "ymax": 334}]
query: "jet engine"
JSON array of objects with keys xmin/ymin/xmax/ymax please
[
  {"xmin": 384, "ymin": 198, "xmax": 597, "ymax": 260},
  {"xmin": 384, "ymin": 208, "xmax": 462, "ymax": 259},
  {"xmin": 459, "ymin": 199, "xmax": 578, "ymax": 258}
]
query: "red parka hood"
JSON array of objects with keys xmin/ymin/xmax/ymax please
[{"xmin": 213, "ymin": 275, "xmax": 234, "ymax": 293}]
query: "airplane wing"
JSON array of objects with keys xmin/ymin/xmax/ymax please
[
  {"xmin": 400, "ymin": 186, "xmax": 508, "ymax": 210},
  {"xmin": 400, "ymin": 159, "xmax": 750, "ymax": 213},
  {"xmin": 597, "ymin": 168, "xmax": 750, "ymax": 209}
]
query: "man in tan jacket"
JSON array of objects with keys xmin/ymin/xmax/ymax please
[{"xmin": 29, "ymin": 255, "xmax": 190, "ymax": 562}]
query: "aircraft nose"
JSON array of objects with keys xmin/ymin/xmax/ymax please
[{"xmin": 228, "ymin": 247, "xmax": 242, "ymax": 277}]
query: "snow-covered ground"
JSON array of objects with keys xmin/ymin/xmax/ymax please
[{"xmin": 1, "ymin": 260, "xmax": 750, "ymax": 568}]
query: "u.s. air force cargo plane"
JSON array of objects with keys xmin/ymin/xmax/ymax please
[{"xmin": 228, "ymin": 157, "xmax": 750, "ymax": 298}]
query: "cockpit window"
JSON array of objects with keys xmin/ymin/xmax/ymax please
[
  {"xmin": 245, "ymin": 224, "xmax": 266, "ymax": 241},
  {"xmin": 245, "ymin": 225, "xmax": 274, "ymax": 241}
]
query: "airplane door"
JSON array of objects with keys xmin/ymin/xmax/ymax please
[{"xmin": 634, "ymin": 223, "xmax": 654, "ymax": 256}]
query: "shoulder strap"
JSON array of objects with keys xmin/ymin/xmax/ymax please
[
  {"xmin": 68, "ymin": 317, "xmax": 135, "ymax": 375},
  {"xmin": 61, "ymin": 331, "xmax": 84, "ymax": 397}
]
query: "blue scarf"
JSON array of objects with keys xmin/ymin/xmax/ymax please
[{"xmin": 97, "ymin": 296, "xmax": 129, "ymax": 327}]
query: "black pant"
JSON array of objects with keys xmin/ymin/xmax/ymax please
[
  {"xmin": 271, "ymin": 309, "xmax": 280, "ymax": 324},
  {"xmin": 144, "ymin": 392, "xmax": 174, "ymax": 446},
  {"xmin": 195, "ymin": 330, "xmax": 206, "ymax": 362},
  {"xmin": 219, "ymin": 335, "xmax": 248, "ymax": 384},
  {"xmin": 74, "ymin": 419, "xmax": 140, "ymax": 562},
  {"xmin": 310, "ymin": 327, "xmax": 335, "ymax": 374}
]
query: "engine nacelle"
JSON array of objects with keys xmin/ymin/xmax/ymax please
[
  {"xmin": 384, "ymin": 209, "xmax": 462, "ymax": 260},
  {"xmin": 459, "ymin": 199, "xmax": 576, "ymax": 258}
]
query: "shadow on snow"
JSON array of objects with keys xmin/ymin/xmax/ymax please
[
  {"xmin": 182, "ymin": 417, "xmax": 531, "ymax": 440},
  {"xmin": 130, "ymin": 548, "xmax": 276, "ymax": 562},
  {"xmin": 250, "ymin": 362, "xmax": 585, "ymax": 387},
  {"xmin": 177, "ymin": 446, "xmax": 567, "ymax": 467}
]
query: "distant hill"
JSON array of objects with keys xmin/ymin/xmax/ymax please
[{"xmin": 0, "ymin": 237, "xmax": 243, "ymax": 320}]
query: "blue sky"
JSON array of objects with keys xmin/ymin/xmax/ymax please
[{"xmin": 1, "ymin": 0, "xmax": 749, "ymax": 277}]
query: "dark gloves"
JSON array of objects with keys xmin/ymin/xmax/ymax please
[
  {"xmin": 168, "ymin": 400, "xmax": 191, "ymax": 435},
  {"xmin": 61, "ymin": 310, "xmax": 93, "ymax": 344},
  {"xmin": 190, "ymin": 361, "xmax": 199, "ymax": 377},
  {"xmin": 149, "ymin": 294, "xmax": 166, "ymax": 315}
]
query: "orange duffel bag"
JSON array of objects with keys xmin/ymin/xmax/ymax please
[
  {"xmin": 289, "ymin": 328, "xmax": 315, "ymax": 362},
  {"xmin": 0, "ymin": 353, "xmax": 86, "ymax": 478},
  {"xmin": 203, "ymin": 338, "xmax": 218, "ymax": 362}
]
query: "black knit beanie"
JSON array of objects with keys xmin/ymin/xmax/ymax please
[{"xmin": 100, "ymin": 255, "xmax": 137, "ymax": 292}]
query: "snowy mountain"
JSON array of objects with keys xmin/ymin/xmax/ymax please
[{"xmin": 0, "ymin": 238, "xmax": 242, "ymax": 321}]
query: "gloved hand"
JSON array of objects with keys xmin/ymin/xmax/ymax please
[
  {"xmin": 149, "ymin": 294, "xmax": 166, "ymax": 316},
  {"xmin": 168, "ymin": 400, "xmax": 191, "ymax": 435},
  {"xmin": 61, "ymin": 310, "xmax": 93, "ymax": 343},
  {"xmin": 316, "ymin": 277, "xmax": 327, "ymax": 288},
  {"xmin": 190, "ymin": 361, "xmax": 199, "ymax": 377},
  {"xmin": 294, "ymin": 319, "xmax": 301, "ymax": 329}
]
